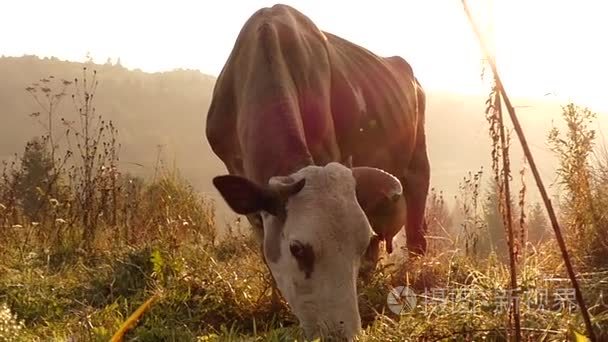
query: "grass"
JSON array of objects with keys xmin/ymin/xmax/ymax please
[{"xmin": 1, "ymin": 228, "xmax": 607, "ymax": 341}]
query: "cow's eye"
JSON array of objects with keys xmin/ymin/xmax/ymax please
[
  {"xmin": 289, "ymin": 240, "xmax": 315, "ymax": 279},
  {"xmin": 290, "ymin": 241, "xmax": 305, "ymax": 259}
]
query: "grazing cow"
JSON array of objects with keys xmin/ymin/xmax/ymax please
[{"xmin": 206, "ymin": 4, "xmax": 429, "ymax": 340}]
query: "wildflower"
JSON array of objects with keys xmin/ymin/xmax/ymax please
[{"xmin": 0, "ymin": 302, "xmax": 25, "ymax": 340}]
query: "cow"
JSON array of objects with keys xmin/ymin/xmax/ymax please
[{"xmin": 206, "ymin": 4, "xmax": 430, "ymax": 340}]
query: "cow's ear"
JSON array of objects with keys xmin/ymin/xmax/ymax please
[
  {"xmin": 213, "ymin": 175, "xmax": 282, "ymax": 216},
  {"xmin": 351, "ymin": 167, "xmax": 402, "ymax": 214}
]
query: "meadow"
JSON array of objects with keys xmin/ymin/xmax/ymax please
[{"xmin": 1, "ymin": 67, "xmax": 607, "ymax": 342}]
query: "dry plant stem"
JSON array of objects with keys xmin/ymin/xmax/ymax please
[
  {"xmin": 461, "ymin": 1, "xmax": 597, "ymax": 341},
  {"xmin": 495, "ymin": 89, "xmax": 521, "ymax": 342}
]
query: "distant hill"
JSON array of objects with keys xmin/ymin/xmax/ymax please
[
  {"xmin": 2, "ymin": 55, "xmax": 606, "ymax": 224},
  {"xmin": 0, "ymin": 55, "xmax": 237, "ymax": 224}
]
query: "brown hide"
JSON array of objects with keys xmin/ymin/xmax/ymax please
[{"xmin": 206, "ymin": 4, "xmax": 430, "ymax": 256}]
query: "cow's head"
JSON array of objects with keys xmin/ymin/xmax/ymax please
[{"xmin": 212, "ymin": 162, "xmax": 402, "ymax": 340}]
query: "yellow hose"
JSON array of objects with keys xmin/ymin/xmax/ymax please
[{"xmin": 110, "ymin": 292, "xmax": 161, "ymax": 342}]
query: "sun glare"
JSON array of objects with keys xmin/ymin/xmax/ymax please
[
  {"xmin": 490, "ymin": 0, "xmax": 607, "ymax": 112},
  {"xmin": 1, "ymin": 0, "xmax": 606, "ymax": 112}
]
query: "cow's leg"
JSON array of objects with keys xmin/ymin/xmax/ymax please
[
  {"xmin": 360, "ymin": 234, "xmax": 382, "ymax": 280},
  {"xmin": 403, "ymin": 131, "xmax": 430, "ymax": 257},
  {"xmin": 404, "ymin": 80, "xmax": 430, "ymax": 257}
]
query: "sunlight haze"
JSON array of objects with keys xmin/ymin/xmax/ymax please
[
  {"xmin": 2, "ymin": 4, "xmax": 608, "ymax": 337},
  {"xmin": 2, "ymin": 0, "xmax": 606, "ymax": 113}
]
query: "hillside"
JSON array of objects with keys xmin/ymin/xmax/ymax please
[
  {"xmin": 2, "ymin": 55, "xmax": 606, "ymax": 221},
  {"xmin": 0, "ymin": 55, "xmax": 238, "ymax": 222}
]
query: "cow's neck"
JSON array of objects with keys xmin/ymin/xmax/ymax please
[{"xmin": 242, "ymin": 143, "xmax": 315, "ymax": 187}]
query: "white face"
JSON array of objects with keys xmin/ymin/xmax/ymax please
[
  {"xmin": 262, "ymin": 163, "xmax": 373, "ymax": 340},
  {"xmin": 213, "ymin": 161, "xmax": 403, "ymax": 340}
]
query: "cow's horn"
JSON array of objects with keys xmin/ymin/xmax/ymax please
[{"xmin": 268, "ymin": 176, "xmax": 306, "ymax": 201}]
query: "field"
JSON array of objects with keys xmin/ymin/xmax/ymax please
[{"xmin": 1, "ymin": 68, "xmax": 607, "ymax": 342}]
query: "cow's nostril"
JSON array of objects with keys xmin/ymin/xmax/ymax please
[{"xmin": 339, "ymin": 321, "xmax": 344, "ymax": 325}]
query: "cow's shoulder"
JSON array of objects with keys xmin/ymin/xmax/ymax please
[{"xmin": 384, "ymin": 56, "xmax": 415, "ymax": 80}]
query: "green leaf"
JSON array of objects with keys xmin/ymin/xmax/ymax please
[{"xmin": 150, "ymin": 249, "xmax": 164, "ymax": 281}]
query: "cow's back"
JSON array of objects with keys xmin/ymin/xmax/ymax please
[
  {"xmin": 207, "ymin": 4, "xmax": 423, "ymax": 186},
  {"xmin": 206, "ymin": 4, "xmax": 340, "ymax": 186},
  {"xmin": 325, "ymin": 32, "xmax": 422, "ymax": 178}
]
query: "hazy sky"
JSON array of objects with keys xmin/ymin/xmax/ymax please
[{"xmin": 2, "ymin": 0, "xmax": 606, "ymax": 113}]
